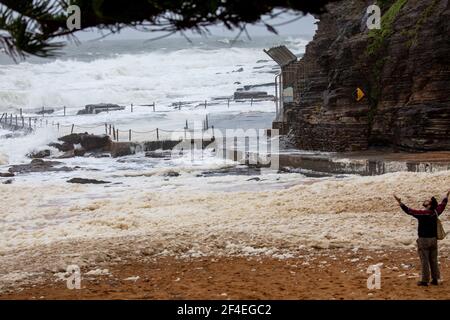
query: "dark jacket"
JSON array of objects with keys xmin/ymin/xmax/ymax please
[{"xmin": 400, "ymin": 198, "xmax": 448, "ymax": 238}]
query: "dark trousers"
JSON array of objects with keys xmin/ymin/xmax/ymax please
[{"xmin": 417, "ymin": 237, "xmax": 440, "ymax": 282}]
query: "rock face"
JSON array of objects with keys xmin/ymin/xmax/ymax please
[
  {"xmin": 27, "ymin": 149, "xmax": 51, "ymax": 159},
  {"xmin": 8, "ymin": 159, "xmax": 73, "ymax": 174},
  {"xmin": 282, "ymin": 0, "xmax": 450, "ymax": 152},
  {"xmin": 0, "ymin": 172, "xmax": 14, "ymax": 177},
  {"xmin": 77, "ymin": 103, "xmax": 125, "ymax": 115},
  {"xmin": 49, "ymin": 142, "xmax": 75, "ymax": 152},
  {"xmin": 56, "ymin": 133, "xmax": 112, "ymax": 156},
  {"xmin": 67, "ymin": 178, "xmax": 110, "ymax": 184}
]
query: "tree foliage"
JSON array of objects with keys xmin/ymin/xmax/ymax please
[{"xmin": 0, "ymin": 0, "xmax": 334, "ymax": 59}]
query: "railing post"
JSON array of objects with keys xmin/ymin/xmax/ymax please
[
  {"xmin": 64, "ymin": 106, "xmax": 66, "ymax": 116},
  {"xmin": 105, "ymin": 123, "xmax": 108, "ymax": 135},
  {"xmin": 116, "ymin": 129, "xmax": 119, "ymax": 141},
  {"xmin": 129, "ymin": 129, "xmax": 131, "ymax": 141},
  {"xmin": 153, "ymin": 102, "xmax": 155, "ymax": 112},
  {"xmin": 156, "ymin": 128, "xmax": 159, "ymax": 141},
  {"xmin": 71, "ymin": 124, "xmax": 74, "ymax": 134}
]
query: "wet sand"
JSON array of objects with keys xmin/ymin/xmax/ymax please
[{"xmin": 2, "ymin": 248, "xmax": 450, "ymax": 300}]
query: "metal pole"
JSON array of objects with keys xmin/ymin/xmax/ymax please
[
  {"xmin": 279, "ymin": 73, "xmax": 283, "ymax": 119},
  {"xmin": 274, "ymin": 74, "xmax": 279, "ymax": 118}
]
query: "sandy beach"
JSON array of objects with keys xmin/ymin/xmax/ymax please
[
  {"xmin": 2, "ymin": 249, "xmax": 450, "ymax": 300},
  {"xmin": 1, "ymin": 170, "xmax": 450, "ymax": 299}
]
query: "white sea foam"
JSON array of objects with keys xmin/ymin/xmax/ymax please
[
  {"xmin": 0, "ymin": 46, "xmax": 280, "ymax": 111},
  {"xmin": 1, "ymin": 170, "xmax": 449, "ymax": 257}
]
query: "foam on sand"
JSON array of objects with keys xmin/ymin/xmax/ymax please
[{"xmin": 1, "ymin": 170, "xmax": 450, "ymax": 290}]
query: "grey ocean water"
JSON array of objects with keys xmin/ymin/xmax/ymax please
[
  {"xmin": 0, "ymin": 35, "xmax": 308, "ymax": 64},
  {"xmin": 0, "ymin": 35, "xmax": 314, "ymax": 191}
]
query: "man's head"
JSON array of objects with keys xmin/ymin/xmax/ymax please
[{"xmin": 423, "ymin": 197, "xmax": 438, "ymax": 210}]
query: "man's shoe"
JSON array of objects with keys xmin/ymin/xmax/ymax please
[
  {"xmin": 417, "ymin": 281, "xmax": 428, "ymax": 286},
  {"xmin": 431, "ymin": 279, "xmax": 439, "ymax": 285}
]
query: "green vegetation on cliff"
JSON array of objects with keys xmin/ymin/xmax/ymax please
[
  {"xmin": 366, "ymin": 0, "xmax": 408, "ymax": 57},
  {"xmin": 365, "ymin": 0, "xmax": 408, "ymax": 133},
  {"xmin": 403, "ymin": 0, "xmax": 439, "ymax": 48}
]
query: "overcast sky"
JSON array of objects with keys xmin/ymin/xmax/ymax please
[{"xmin": 75, "ymin": 12, "xmax": 318, "ymax": 41}]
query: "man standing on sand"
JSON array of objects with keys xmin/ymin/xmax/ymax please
[{"xmin": 393, "ymin": 191, "xmax": 449, "ymax": 286}]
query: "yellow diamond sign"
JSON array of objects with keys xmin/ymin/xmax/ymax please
[{"xmin": 355, "ymin": 87, "xmax": 365, "ymax": 102}]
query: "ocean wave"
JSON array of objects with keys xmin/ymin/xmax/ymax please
[{"xmin": 0, "ymin": 46, "xmax": 280, "ymax": 112}]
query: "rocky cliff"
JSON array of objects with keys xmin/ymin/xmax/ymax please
[{"xmin": 283, "ymin": 0, "xmax": 450, "ymax": 152}]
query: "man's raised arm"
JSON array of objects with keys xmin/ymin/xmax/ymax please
[
  {"xmin": 393, "ymin": 194, "xmax": 430, "ymax": 216},
  {"xmin": 437, "ymin": 190, "xmax": 450, "ymax": 215}
]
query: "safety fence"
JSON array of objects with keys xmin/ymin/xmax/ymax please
[
  {"xmin": 56, "ymin": 122, "xmax": 216, "ymax": 142},
  {"xmin": 1, "ymin": 93, "xmax": 275, "ymax": 142},
  {"xmin": 0, "ymin": 112, "xmax": 38, "ymax": 132},
  {"xmin": 4, "ymin": 96, "xmax": 274, "ymax": 119},
  {"xmin": 1, "ymin": 112, "xmax": 215, "ymax": 142}
]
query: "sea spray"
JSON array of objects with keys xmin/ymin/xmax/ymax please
[
  {"xmin": 0, "ymin": 127, "xmax": 58, "ymax": 164},
  {"xmin": 0, "ymin": 37, "xmax": 309, "ymax": 111}
]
